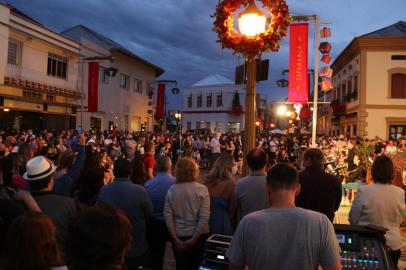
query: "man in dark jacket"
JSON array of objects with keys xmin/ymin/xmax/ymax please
[{"xmin": 295, "ymin": 148, "xmax": 342, "ymax": 222}]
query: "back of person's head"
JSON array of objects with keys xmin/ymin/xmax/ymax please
[
  {"xmin": 77, "ymin": 167, "xmax": 105, "ymax": 205},
  {"xmin": 66, "ymin": 205, "xmax": 131, "ymax": 270},
  {"xmin": 246, "ymin": 149, "xmax": 268, "ymax": 171},
  {"xmin": 174, "ymin": 157, "xmax": 199, "ymax": 183},
  {"xmin": 129, "ymin": 157, "xmax": 147, "ymax": 185},
  {"xmin": 206, "ymin": 153, "xmax": 234, "ymax": 184},
  {"xmin": 3, "ymin": 211, "xmax": 63, "ymax": 270},
  {"xmin": 113, "ymin": 158, "xmax": 130, "ymax": 179},
  {"xmin": 267, "ymin": 163, "xmax": 299, "ymax": 191},
  {"xmin": 371, "ymin": 156, "xmax": 394, "ymax": 184},
  {"xmin": 303, "ymin": 148, "xmax": 325, "ymax": 169},
  {"xmin": 57, "ymin": 149, "xmax": 75, "ymax": 170},
  {"xmin": 144, "ymin": 141, "xmax": 154, "ymax": 153},
  {"xmin": 156, "ymin": 155, "xmax": 172, "ymax": 173}
]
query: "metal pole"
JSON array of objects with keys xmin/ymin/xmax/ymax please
[
  {"xmin": 311, "ymin": 15, "xmax": 320, "ymax": 147},
  {"xmin": 242, "ymin": 57, "xmax": 257, "ymax": 175},
  {"xmin": 80, "ymin": 61, "xmax": 84, "ymax": 129}
]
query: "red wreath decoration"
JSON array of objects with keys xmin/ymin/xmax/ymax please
[{"xmin": 213, "ymin": 0, "xmax": 290, "ymax": 58}]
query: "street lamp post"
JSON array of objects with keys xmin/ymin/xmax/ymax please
[
  {"xmin": 174, "ymin": 111, "xmax": 182, "ymax": 134},
  {"xmin": 238, "ymin": 0, "xmax": 267, "ymax": 174}
]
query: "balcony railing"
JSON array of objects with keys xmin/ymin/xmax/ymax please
[{"xmin": 3, "ymin": 64, "xmax": 82, "ymax": 99}]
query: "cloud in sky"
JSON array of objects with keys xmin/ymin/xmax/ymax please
[{"xmin": 5, "ymin": 0, "xmax": 406, "ymax": 108}]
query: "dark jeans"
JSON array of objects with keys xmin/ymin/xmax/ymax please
[
  {"xmin": 211, "ymin": 153, "xmax": 221, "ymax": 167},
  {"xmin": 146, "ymin": 218, "xmax": 171, "ymax": 270},
  {"xmin": 388, "ymin": 248, "xmax": 401, "ymax": 268},
  {"xmin": 172, "ymin": 235, "xmax": 208, "ymax": 270}
]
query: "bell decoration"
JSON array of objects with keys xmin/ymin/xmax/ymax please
[
  {"xmin": 321, "ymin": 54, "xmax": 332, "ymax": 64},
  {"xmin": 319, "ymin": 42, "xmax": 332, "ymax": 54},
  {"xmin": 320, "ymin": 79, "xmax": 333, "ymax": 91},
  {"xmin": 320, "ymin": 27, "xmax": 331, "ymax": 38},
  {"xmin": 320, "ymin": 67, "xmax": 333, "ymax": 78}
]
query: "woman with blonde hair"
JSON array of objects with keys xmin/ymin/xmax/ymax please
[
  {"xmin": 164, "ymin": 157, "xmax": 210, "ymax": 270},
  {"xmin": 205, "ymin": 153, "xmax": 236, "ymax": 236}
]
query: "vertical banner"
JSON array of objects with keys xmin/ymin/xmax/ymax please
[
  {"xmin": 288, "ymin": 23, "xmax": 309, "ymax": 103},
  {"xmin": 88, "ymin": 62, "xmax": 99, "ymax": 112},
  {"xmin": 155, "ymin": 83, "xmax": 165, "ymax": 119}
]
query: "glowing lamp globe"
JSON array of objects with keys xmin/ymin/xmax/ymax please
[
  {"xmin": 238, "ymin": 0, "xmax": 266, "ymax": 37},
  {"xmin": 277, "ymin": 105, "xmax": 287, "ymax": 116}
]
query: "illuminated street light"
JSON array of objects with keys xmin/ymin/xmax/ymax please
[
  {"xmin": 3, "ymin": 108, "xmax": 10, "ymax": 112},
  {"xmin": 255, "ymin": 121, "xmax": 260, "ymax": 126},
  {"xmin": 276, "ymin": 104, "xmax": 287, "ymax": 116},
  {"xmin": 270, "ymin": 123, "xmax": 275, "ymax": 128},
  {"xmin": 289, "ymin": 119, "xmax": 293, "ymax": 124},
  {"xmin": 286, "ymin": 111, "xmax": 293, "ymax": 117},
  {"xmin": 238, "ymin": 0, "xmax": 266, "ymax": 37},
  {"xmin": 174, "ymin": 111, "xmax": 182, "ymax": 133}
]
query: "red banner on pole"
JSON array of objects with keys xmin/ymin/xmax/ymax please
[
  {"xmin": 155, "ymin": 83, "xmax": 165, "ymax": 119},
  {"xmin": 288, "ymin": 23, "xmax": 309, "ymax": 103},
  {"xmin": 88, "ymin": 62, "xmax": 99, "ymax": 112}
]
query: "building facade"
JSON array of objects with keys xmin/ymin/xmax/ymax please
[
  {"xmin": 328, "ymin": 21, "xmax": 406, "ymax": 139},
  {"xmin": 182, "ymin": 75, "xmax": 246, "ymax": 133},
  {"xmin": 0, "ymin": 4, "xmax": 81, "ymax": 131},
  {"xmin": 62, "ymin": 25, "xmax": 164, "ymax": 132}
]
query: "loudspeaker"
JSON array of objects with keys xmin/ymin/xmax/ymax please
[{"xmin": 43, "ymin": 103, "xmax": 48, "ymax": 111}]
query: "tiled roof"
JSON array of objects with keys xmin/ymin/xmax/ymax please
[
  {"xmin": 361, "ymin": 21, "xmax": 406, "ymax": 38},
  {"xmin": 61, "ymin": 25, "xmax": 164, "ymax": 77}
]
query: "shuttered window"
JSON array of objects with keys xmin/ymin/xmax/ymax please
[{"xmin": 391, "ymin": 73, "xmax": 406, "ymax": 99}]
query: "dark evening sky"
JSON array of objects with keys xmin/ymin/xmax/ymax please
[{"xmin": 6, "ymin": 0, "xmax": 406, "ymax": 109}]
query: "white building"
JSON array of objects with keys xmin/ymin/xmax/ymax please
[
  {"xmin": 62, "ymin": 25, "xmax": 164, "ymax": 132},
  {"xmin": 181, "ymin": 74, "xmax": 270, "ymax": 134},
  {"xmin": 0, "ymin": 4, "xmax": 81, "ymax": 131}
]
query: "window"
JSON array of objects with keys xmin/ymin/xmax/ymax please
[
  {"xmin": 389, "ymin": 125, "xmax": 405, "ymax": 140},
  {"xmin": 197, "ymin": 95, "xmax": 202, "ymax": 108},
  {"xmin": 134, "ymin": 78, "xmax": 142, "ymax": 93},
  {"xmin": 187, "ymin": 95, "xmax": 192, "ymax": 108},
  {"xmin": 207, "ymin": 95, "xmax": 212, "ymax": 107},
  {"xmin": 348, "ymin": 64, "xmax": 352, "ymax": 70},
  {"xmin": 99, "ymin": 66, "xmax": 108, "ymax": 84},
  {"xmin": 347, "ymin": 79, "xmax": 352, "ymax": 94},
  {"xmin": 23, "ymin": 90, "xmax": 42, "ymax": 101},
  {"xmin": 187, "ymin": 121, "xmax": 192, "ymax": 131},
  {"xmin": 8, "ymin": 40, "xmax": 19, "ymax": 65},
  {"xmin": 206, "ymin": 121, "xmax": 211, "ymax": 129},
  {"xmin": 146, "ymin": 82, "xmax": 153, "ymax": 96},
  {"xmin": 46, "ymin": 95, "xmax": 55, "ymax": 103},
  {"xmin": 120, "ymin": 74, "xmax": 129, "ymax": 89},
  {"xmin": 47, "ymin": 53, "xmax": 67, "ymax": 79},
  {"xmin": 353, "ymin": 124, "xmax": 357, "ymax": 136},
  {"xmin": 391, "ymin": 55, "xmax": 406, "ymax": 60},
  {"xmin": 196, "ymin": 121, "xmax": 201, "ymax": 129},
  {"xmin": 353, "ymin": 75, "xmax": 358, "ymax": 100},
  {"xmin": 216, "ymin": 94, "xmax": 223, "ymax": 107},
  {"xmin": 391, "ymin": 73, "xmax": 406, "ymax": 99},
  {"xmin": 341, "ymin": 84, "xmax": 346, "ymax": 101}
]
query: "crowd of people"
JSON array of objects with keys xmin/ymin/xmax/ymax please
[{"xmin": 0, "ymin": 127, "xmax": 404, "ymax": 270}]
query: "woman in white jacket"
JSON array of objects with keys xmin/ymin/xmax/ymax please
[{"xmin": 349, "ymin": 155, "xmax": 405, "ymax": 267}]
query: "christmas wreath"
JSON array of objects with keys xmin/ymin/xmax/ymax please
[{"xmin": 212, "ymin": 0, "xmax": 291, "ymax": 58}]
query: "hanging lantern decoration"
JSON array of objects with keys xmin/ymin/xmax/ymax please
[
  {"xmin": 321, "ymin": 54, "xmax": 332, "ymax": 64},
  {"xmin": 293, "ymin": 103, "xmax": 303, "ymax": 120},
  {"xmin": 319, "ymin": 42, "xmax": 332, "ymax": 54},
  {"xmin": 299, "ymin": 104, "xmax": 311, "ymax": 120},
  {"xmin": 320, "ymin": 67, "xmax": 333, "ymax": 78},
  {"xmin": 320, "ymin": 79, "xmax": 333, "ymax": 91},
  {"xmin": 320, "ymin": 27, "xmax": 331, "ymax": 38},
  {"xmin": 276, "ymin": 79, "xmax": 289, "ymax": 88}
]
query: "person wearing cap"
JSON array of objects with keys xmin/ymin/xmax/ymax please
[{"xmin": 24, "ymin": 155, "xmax": 77, "ymax": 252}]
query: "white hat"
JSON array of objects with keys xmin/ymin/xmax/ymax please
[{"xmin": 23, "ymin": 156, "xmax": 57, "ymax": 181}]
